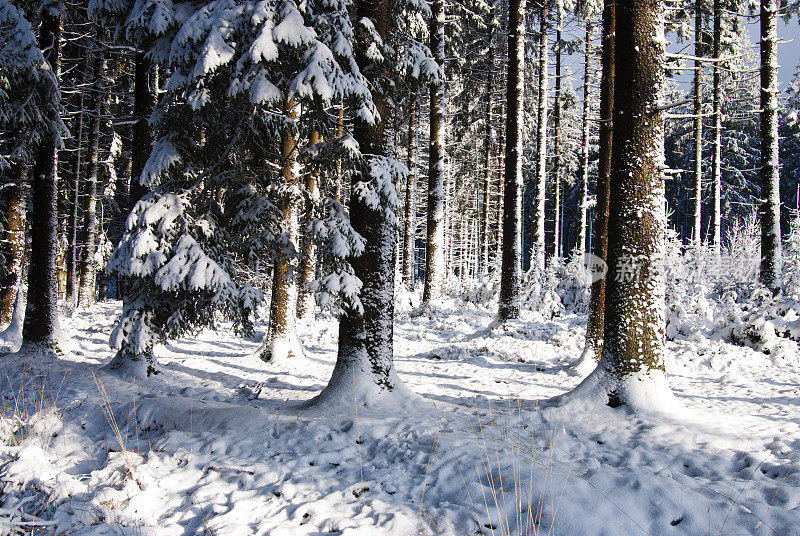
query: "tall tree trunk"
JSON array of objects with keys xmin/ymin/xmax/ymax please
[
  {"xmin": 692, "ymin": 1, "xmax": 704, "ymax": 248},
  {"xmin": 552, "ymin": 0, "xmax": 563, "ymax": 258},
  {"xmin": 130, "ymin": 52, "xmax": 157, "ymax": 210},
  {"xmin": 402, "ymin": 96, "xmax": 417, "ymax": 289},
  {"xmin": 1, "ymin": 166, "xmax": 26, "ymax": 324},
  {"xmin": 710, "ymin": 0, "xmax": 722, "ymax": 253},
  {"xmin": 497, "ymin": 0, "xmax": 525, "ymax": 322},
  {"xmin": 66, "ymin": 60, "xmax": 87, "ymax": 305},
  {"xmin": 334, "ymin": 105, "xmax": 344, "ymax": 202},
  {"xmin": 23, "ymin": 4, "xmax": 62, "ymax": 350},
  {"xmin": 581, "ymin": 0, "xmax": 614, "ymax": 366},
  {"xmin": 595, "ymin": 0, "xmax": 672, "ymax": 407},
  {"xmin": 423, "ymin": 0, "xmax": 446, "ymax": 306},
  {"xmin": 77, "ymin": 45, "xmax": 105, "ymax": 309},
  {"xmin": 297, "ymin": 130, "xmax": 321, "ymax": 318},
  {"xmin": 532, "ymin": 1, "xmax": 548, "ymax": 272},
  {"xmin": 260, "ymin": 97, "xmax": 302, "ymax": 361},
  {"xmin": 481, "ymin": 57, "xmax": 493, "ymax": 276},
  {"xmin": 759, "ymin": 0, "xmax": 782, "ymax": 291},
  {"xmin": 316, "ymin": 0, "xmax": 404, "ymax": 405},
  {"xmin": 578, "ymin": 22, "xmax": 593, "ymax": 253}
]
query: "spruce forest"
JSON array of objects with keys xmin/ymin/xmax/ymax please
[{"xmin": 1, "ymin": 0, "xmax": 799, "ymax": 533}]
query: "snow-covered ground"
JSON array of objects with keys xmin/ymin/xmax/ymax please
[{"xmin": 1, "ymin": 300, "xmax": 798, "ymax": 536}]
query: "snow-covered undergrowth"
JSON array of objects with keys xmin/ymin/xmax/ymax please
[{"xmin": 0, "ymin": 300, "xmax": 798, "ymax": 535}]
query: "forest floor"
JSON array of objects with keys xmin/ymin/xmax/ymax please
[{"xmin": 0, "ymin": 298, "xmax": 798, "ymax": 536}]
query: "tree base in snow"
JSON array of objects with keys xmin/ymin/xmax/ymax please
[
  {"xmin": 105, "ymin": 349, "xmax": 161, "ymax": 380},
  {"xmin": 566, "ymin": 345, "xmax": 600, "ymax": 378},
  {"xmin": 553, "ymin": 364, "xmax": 685, "ymax": 416},
  {"xmin": 258, "ymin": 335, "xmax": 304, "ymax": 363}
]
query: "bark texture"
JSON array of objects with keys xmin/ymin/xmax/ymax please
[
  {"xmin": 692, "ymin": 1, "xmax": 703, "ymax": 248},
  {"xmin": 1, "ymin": 166, "xmax": 26, "ymax": 324},
  {"xmin": 297, "ymin": 130, "xmax": 321, "ymax": 318},
  {"xmin": 759, "ymin": 0, "xmax": 782, "ymax": 291},
  {"xmin": 583, "ymin": 0, "xmax": 614, "ymax": 362},
  {"xmin": 423, "ymin": 0, "xmax": 446, "ymax": 305},
  {"xmin": 402, "ymin": 97, "xmax": 417, "ymax": 289},
  {"xmin": 601, "ymin": 0, "xmax": 667, "ymax": 390},
  {"xmin": 532, "ymin": 2, "xmax": 548, "ymax": 272},
  {"xmin": 260, "ymin": 98, "xmax": 301, "ymax": 361},
  {"xmin": 76, "ymin": 46, "xmax": 105, "ymax": 309},
  {"xmin": 578, "ymin": 22, "xmax": 592, "ymax": 253},
  {"xmin": 710, "ymin": 0, "xmax": 722, "ymax": 252},
  {"xmin": 497, "ymin": 0, "xmax": 525, "ymax": 322},
  {"xmin": 552, "ymin": 0, "xmax": 563, "ymax": 258},
  {"xmin": 23, "ymin": 5, "xmax": 62, "ymax": 349}
]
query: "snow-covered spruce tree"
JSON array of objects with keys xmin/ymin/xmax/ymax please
[
  {"xmin": 105, "ymin": 0, "xmax": 375, "ymax": 373},
  {"xmin": 497, "ymin": 0, "xmax": 526, "ymax": 322},
  {"xmin": 312, "ymin": 0, "xmax": 421, "ymax": 408},
  {"xmin": 566, "ymin": 0, "xmax": 680, "ymax": 411},
  {"xmin": 10, "ymin": 0, "xmax": 68, "ymax": 353},
  {"xmin": 758, "ymin": 0, "xmax": 782, "ymax": 292}
]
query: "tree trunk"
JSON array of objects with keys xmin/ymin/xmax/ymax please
[
  {"xmin": 1, "ymin": 166, "xmax": 26, "ymax": 324},
  {"xmin": 423, "ymin": 0, "xmax": 446, "ymax": 306},
  {"xmin": 692, "ymin": 1, "xmax": 703, "ymax": 249},
  {"xmin": 130, "ymin": 52, "xmax": 157, "ymax": 210},
  {"xmin": 497, "ymin": 0, "xmax": 525, "ymax": 322},
  {"xmin": 581, "ymin": 0, "xmax": 614, "ymax": 365},
  {"xmin": 316, "ymin": 0, "xmax": 404, "ymax": 405},
  {"xmin": 710, "ymin": 0, "xmax": 722, "ymax": 252},
  {"xmin": 759, "ymin": 0, "xmax": 782, "ymax": 291},
  {"xmin": 578, "ymin": 22, "xmax": 593, "ymax": 254},
  {"xmin": 597, "ymin": 0, "xmax": 672, "ymax": 407},
  {"xmin": 532, "ymin": 2, "xmax": 548, "ymax": 272},
  {"xmin": 22, "ymin": 5, "xmax": 62, "ymax": 350},
  {"xmin": 297, "ymin": 130, "xmax": 321, "ymax": 318},
  {"xmin": 552, "ymin": 0, "xmax": 563, "ymax": 259},
  {"xmin": 481, "ymin": 49, "xmax": 493, "ymax": 276},
  {"xmin": 402, "ymin": 96, "xmax": 417, "ymax": 289},
  {"xmin": 66, "ymin": 60, "xmax": 87, "ymax": 306},
  {"xmin": 76, "ymin": 45, "xmax": 105, "ymax": 309},
  {"xmin": 260, "ymin": 97, "xmax": 301, "ymax": 361}
]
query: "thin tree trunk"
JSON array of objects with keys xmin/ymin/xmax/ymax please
[
  {"xmin": 402, "ymin": 96, "xmax": 417, "ymax": 289},
  {"xmin": 297, "ymin": 130, "xmax": 321, "ymax": 318},
  {"xmin": 582, "ymin": 0, "xmax": 614, "ymax": 364},
  {"xmin": 334, "ymin": 105, "xmax": 344, "ymax": 202},
  {"xmin": 497, "ymin": 0, "xmax": 525, "ymax": 322},
  {"xmin": 66, "ymin": 60, "xmax": 87, "ymax": 305},
  {"xmin": 481, "ymin": 52, "xmax": 493, "ymax": 276},
  {"xmin": 759, "ymin": 0, "xmax": 782, "ymax": 291},
  {"xmin": 692, "ymin": 1, "xmax": 703, "ymax": 248},
  {"xmin": 710, "ymin": 0, "xmax": 722, "ymax": 252},
  {"xmin": 77, "ymin": 45, "xmax": 105, "ymax": 309},
  {"xmin": 1, "ymin": 166, "xmax": 26, "ymax": 324},
  {"xmin": 532, "ymin": 1, "xmax": 548, "ymax": 272},
  {"xmin": 423, "ymin": 0, "xmax": 446, "ymax": 305},
  {"xmin": 23, "ymin": 5, "xmax": 62, "ymax": 350},
  {"xmin": 552, "ymin": 0, "xmax": 563, "ymax": 258},
  {"xmin": 260, "ymin": 97, "xmax": 301, "ymax": 361},
  {"xmin": 578, "ymin": 22, "xmax": 593, "ymax": 253},
  {"xmin": 599, "ymin": 0, "xmax": 670, "ymax": 405}
]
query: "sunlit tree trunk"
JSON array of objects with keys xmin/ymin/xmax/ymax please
[
  {"xmin": 710, "ymin": 0, "xmax": 722, "ymax": 252},
  {"xmin": 0, "ymin": 166, "xmax": 26, "ymax": 324},
  {"xmin": 423, "ymin": 0, "xmax": 446, "ymax": 306},
  {"xmin": 402, "ymin": 97, "xmax": 417, "ymax": 289},
  {"xmin": 552, "ymin": 0, "xmax": 563, "ymax": 258},
  {"xmin": 759, "ymin": 0, "xmax": 782, "ymax": 291},
  {"xmin": 532, "ymin": 1, "xmax": 548, "ymax": 271},
  {"xmin": 692, "ymin": 0, "xmax": 704, "ymax": 248},
  {"xmin": 578, "ymin": 22, "xmax": 593, "ymax": 253}
]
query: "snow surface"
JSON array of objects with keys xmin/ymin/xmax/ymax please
[{"xmin": 1, "ymin": 299, "xmax": 799, "ymax": 535}]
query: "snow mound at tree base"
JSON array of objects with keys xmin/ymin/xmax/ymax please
[
  {"xmin": 257, "ymin": 334, "xmax": 305, "ymax": 363},
  {"xmin": 553, "ymin": 365, "xmax": 687, "ymax": 417}
]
